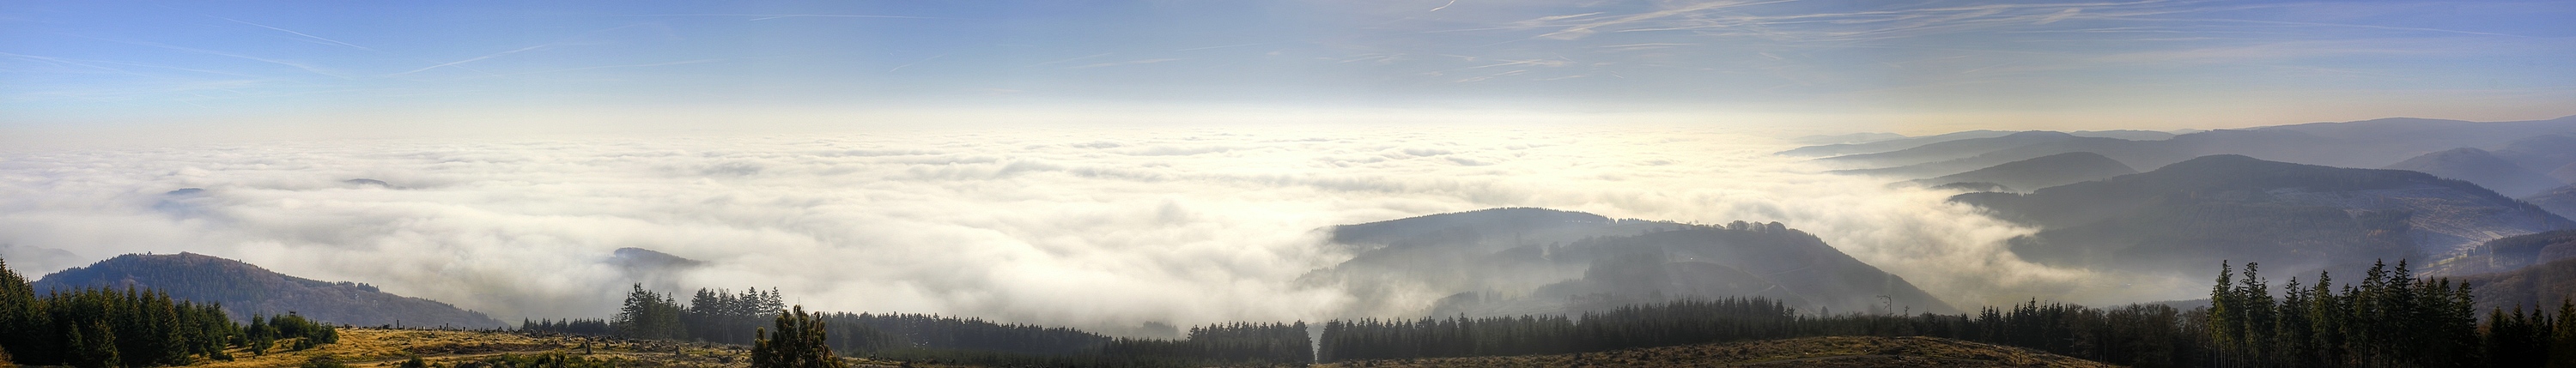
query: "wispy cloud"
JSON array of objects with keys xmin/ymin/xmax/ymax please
[
  {"xmin": 1175, "ymin": 43, "xmax": 1273, "ymax": 51},
  {"xmin": 85, "ymin": 37, "xmax": 349, "ymax": 79},
  {"xmin": 1069, "ymin": 58, "xmax": 1182, "ymax": 69},
  {"xmin": 212, "ymin": 15, "xmax": 380, "ymax": 51},
  {"xmin": 1429, "ymin": 0, "xmax": 1461, "ymax": 12},
  {"xmin": 613, "ymin": 14, "xmax": 958, "ymax": 21},
  {"xmin": 394, "ymin": 45, "xmax": 549, "ymax": 75},
  {"xmin": 0, "ymin": 51, "xmax": 152, "ymax": 76},
  {"xmin": 1023, "ymin": 53, "xmax": 1114, "ymax": 69},
  {"xmin": 478, "ymin": 59, "xmax": 725, "ymax": 77}
]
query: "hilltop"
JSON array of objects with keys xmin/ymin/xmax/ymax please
[
  {"xmin": 33, "ymin": 252, "xmax": 507, "ymax": 329},
  {"xmin": 1308, "ymin": 208, "xmax": 1954, "ymax": 317}
]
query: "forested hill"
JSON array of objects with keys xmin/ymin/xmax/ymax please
[
  {"xmin": 1306, "ymin": 208, "xmax": 1955, "ymax": 317},
  {"xmin": 1953, "ymin": 154, "xmax": 2575, "ymax": 281},
  {"xmin": 32, "ymin": 252, "xmax": 506, "ymax": 328}
]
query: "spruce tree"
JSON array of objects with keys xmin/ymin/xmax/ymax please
[
  {"xmin": 0, "ymin": 257, "xmax": 43, "ymax": 363},
  {"xmin": 2551, "ymin": 299, "xmax": 2576, "ymax": 368},
  {"xmin": 69, "ymin": 320, "xmax": 119, "ymax": 368},
  {"xmin": 752, "ymin": 305, "xmax": 845, "ymax": 368}
]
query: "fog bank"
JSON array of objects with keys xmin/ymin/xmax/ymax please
[{"xmin": 0, "ymin": 125, "xmax": 2163, "ymax": 333}]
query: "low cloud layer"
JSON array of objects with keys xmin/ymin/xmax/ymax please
[{"xmin": 0, "ymin": 125, "xmax": 2168, "ymax": 333}]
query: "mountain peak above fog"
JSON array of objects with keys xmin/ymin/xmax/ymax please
[
  {"xmin": 1917, "ymin": 152, "xmax": 2136, "ymax": 191},
  {"xmin": 1309, "ymin": 208, "xmax": 1955, "ymax": 317},
  {"xmin": 32, "ymin": 252, "xmax": 506, "ymax": 328}
]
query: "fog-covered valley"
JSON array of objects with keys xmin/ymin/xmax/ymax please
[{"xmin": 1, "ymin": 124, "xmax": 2111, "ymax": 334}]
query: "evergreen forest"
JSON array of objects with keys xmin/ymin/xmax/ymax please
[{"xmin": 0, "ymin": 257, "xmax": 340, "ymax": 367}]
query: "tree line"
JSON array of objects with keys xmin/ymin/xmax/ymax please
[
  {"xmin": 1315, "ymin": 259, "xmax": 2576, "ymax": 367},
  {"xmin": 550, "ymin": 258, "xmax": 2576, "ymax": 367},
  {"xmin": 0, "ymin": 256, "xmax": 338, "ymax": 367},
  {"xmin": 546, "ymin": 283, "xmax": 1315, "ymax": 367},
  {"xmin": 2203, "ymin": 260, "xmax": 2539, "ymax": 367}
]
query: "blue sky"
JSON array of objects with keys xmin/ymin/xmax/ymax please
[{"xmin": 4, "ymin": 0, "xmax": 2573, "ymax": 134}]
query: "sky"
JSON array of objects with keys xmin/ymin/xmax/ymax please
[{"xmin": 3, "ymin": 0, "xmax": 2573, "ymax": 139}]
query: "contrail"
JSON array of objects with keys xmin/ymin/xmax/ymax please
[
  {"xmin": 214, "ymin": 15, "xmax": 379, "ymax": 51},
  {"xmin": 395, "ymin": 45, "xmax": 548, "ymax": 75}
]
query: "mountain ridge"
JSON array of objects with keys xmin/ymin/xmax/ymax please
[
  {"xmin": 1912, "ymin": 152, "xmax": 2137, "ymax": 191},
  {"xmin": 1952, "ymin": 154, "xmax": 2574, "ymax": 281},
  {"xmin": 31, "ymin": 252, "xmax": 507, "ymax": 328}
]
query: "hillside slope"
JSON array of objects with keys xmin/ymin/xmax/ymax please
[
  {"xmin": 2529, "ymin": 184, "xmax": 2576, "ymax": 220},
  {"xmin": 33, "ymin": 252, "xmax": 507, "ymax": 328},
  {"xmin": 2458, "ymin": 256, "xmax": 2576, "ymax": 318}
]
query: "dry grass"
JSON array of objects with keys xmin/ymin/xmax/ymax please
[
  {"xmin": 183, "ymin": 328, "xmax": 920, "ymax": 368},
  {"xmin": 1313, "ymin": 336, "xmax": 2120, "ymax": 368},
  {"xmin": 170, "ymin": 329, "xmax": 2108, "ymax": 367}
]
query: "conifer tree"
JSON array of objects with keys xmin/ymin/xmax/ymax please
[
  {"xmin": 2551, "ymin": 299, "xmax": 2576, "ymax": 368},
  {"xmin": 69, "ymin": 320, "xmax": 119, "ymax": 368},
  {"xmin": 613, "ymin": 284, "xmax": 685, "ymax": 340},
  {"xmin": 2307, "ymin": 270, "xmax": 2348, "ymax": 365},
  {"xmin": 247, "ymin": 315, "xmax": 276, "ymax": 355},
  {"xmin": 0, "ymin": 258, "xmax": 43, "ymax": 363},
  {"xmin": 752, "ymin": 305, "xmax": 845, "ymax": 368}
]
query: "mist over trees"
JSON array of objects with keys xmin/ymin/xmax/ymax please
[{"xmin": 1316, "ymin": 259, "xmax": 2576, "ymax": 367}]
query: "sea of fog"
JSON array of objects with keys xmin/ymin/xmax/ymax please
[{"xmin": 0, "ymin": 125, "xmax": 2200, "ymax": 334}]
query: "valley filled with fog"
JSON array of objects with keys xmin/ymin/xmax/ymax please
[{"xmin": 0, "ymin": 124, "xmax": 2142, "ymax": 335}]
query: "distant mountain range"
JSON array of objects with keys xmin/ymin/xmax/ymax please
[
  {"xmin": 1951, "ymin": 154, "xmax": 2574, "ymax": 281},
  {"xmin": 1798, "ymin": 116, "xmax": 2576, "ymax": 184},
  {"xmin": 2385, "ymin": 148, "xmax": 2565, "ymax": 198},
  {"xmin": 1303, "ymin": 208, "xmax": 1954, "ymax": 317},
  {"xmin": 1780, "ymin": 130, "xmax": 2180, "ymax": 159},
  {"xmin": 32, "ymin": 252, "xmax": 507, "ymax": 328},
  {"xmin": 1911, "ymin": 152, "xmax": 2136, "ymax": 192},
  {"xmin": 1778, "ymin": 130, "xmax": 2020, "ymax": 158},
  {"xmin": 1820, "ymin": 131, "xmax": 2092, "ymax": 168}
]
